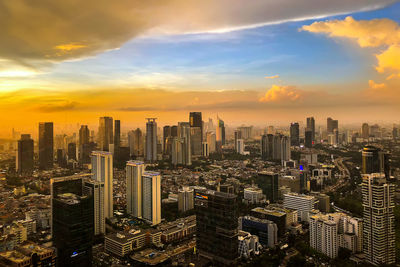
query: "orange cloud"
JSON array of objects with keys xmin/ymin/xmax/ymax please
[
  {"xmin": 368, "ymin": 80, "xmax": 386, "ymax": 89},
  {"xmin": 54, "ymin": 43, "xmax": 87, "ymax": 52},
  {"xmin": 259, "ymin": 84, "xmax": 302, "ymax": 103},
  {"xmin": 302, "ymin": 16, "xmax": 400, "ymax": 79},
  {"xmin": 265, "ymin": 75, "xmax": 279, "ymax": 79}
]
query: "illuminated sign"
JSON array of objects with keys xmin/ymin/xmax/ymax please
[{"xmin": 195, "ymin": 193, "xmax": 208, "ymax": 200}]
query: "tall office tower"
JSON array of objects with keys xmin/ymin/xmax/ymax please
[
  {"xmin": 98, "ymin": 117, "xmax": 113, "ymax": 151},
  {"xmin": 236, "ymin": 139, "xmax": 244, "ymax": 154},
  {"xmin": 289, "ymin": 122, "xmax": 299, "ymax": 146},
  {"xmin": 142, "ymin": 171, "xmax": 161, "ymax": 225},
  {"xmin": 79, "ymin": 125, "xmax": 90, "ymax": 164},
  {"xmin": 126, "ymin": 161, "xmax": 145, "ymax": 218},
  {"xmin": 327, "ymin": 117, "xmax": 338, "ymax": 134},
  {"xmin": 261, "ymin": 134, "xmax": 274, "ymax": 160},
  {"xmin": 238, "ymin": 126, "xmax": 253, "ymax": 140},
  {"xmin": 362, "ymin": 123, "xmax": 370, "ymax": 140},
  {"xmin": 67, "ymin": 142, "xmax": 77, "ymax": 161},
  {"xmin": 202, "ymin": 142, "xmax": 209, "ymax": 157},
  {"xmin": 305, "ymin": 129, "xmax": 313, "ymax": 148},
  {"xmin": 362, "ymin": 145, "xmax": 383, "ymax": 174},
  {"xmin": 16, "ymin": 134, "xmax": 34, "ymax": 175},
  {"xmin": 57, "ymin": 148, "xmax": 66, "ymax": 167},
  {"xmin": 189, "ymin": 112, "xmax": 203, "ymax": 156},
  {"xmin": 216, "ymin": 116, "xmax": 225, "ymax": 151},
  {"xmin": 206, "ymin": 131, "xmax": 216, "ymax": 153},
  {"xmin": 272, "ymin": 134, "xmax": 282, "ymax": 160},
  {"xmin": 178, "ymin": 186, "xmax": 194, "ymax": 212},
  {"xmin": 171, "ymin": 125, "xmax": 178, "ymax": 137},
  {"xmin": 51, "ymin": 175, "xmax": 93, "ymax": 267},
  {"xmin": 163, "ymin": 126, "xmax": 171, "ymax": 155},
  {"xmin": 114, "ymin": 120, "xmax": 120, "ymax": 155},
  {"xmin": 234, "ymin": 130, "xmax": 242, "ymax": 151},
  {"xmin": 91, "ymin": 151, "xmax": 113, "ymax": 219},
  {"xmin": 281, "ymin": 135, "xmax": 291, "ymax": 162},
  {"xmin": 145, "ymin": 118, "xmax": 157, "ymax": 162},
  {"xmin": 178, "ymin": 122, "xmax": 192, "ymax": 165},
  {"xmin": 195, "ymin": 188, "xmax": 238, "ymax": 265},
  {"xmin": 392, "ymin": 126, "xmax": 398, "ymax": 139},
  {"xmin": 258, "ymin": 172, "xmax": 279, "ymax": 203},
  {"xmin": 39, "ymin": 122, "xmax": 54, "ymax": 170},
  {"xmin": 362, "ymin": 173, "xmax": 395, "ymax": 265},
  {"xmin": 128, "ymin": 128, "xmax": 143, "ymax": 157},
  {"xmin": 83, "ymin": 179, "xmax": 105, "ymax": 235},
  {"xmin": 309, "ymin": 214, "xmax": 338, "ymax": 258},
  {"xmin": 306, "ymin": 117, "xmax": 315, "ymax": 141}
]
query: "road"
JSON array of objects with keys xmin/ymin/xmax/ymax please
[{"xmin": 323, "ymin": 157, "xmax": 350, "ymax": 193}]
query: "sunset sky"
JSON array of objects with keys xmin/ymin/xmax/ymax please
[{"xmin": 1, "ymin": 0, "xmax": 400, "ymax": 136}]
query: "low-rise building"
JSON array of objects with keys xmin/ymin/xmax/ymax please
[
  {"xmin": 158, "ymin": 216, "xmax": 196, "ymax": 243},
  {"xmin": 243, "ymin": 187, "xmax": 265, "ymax": 204},
  {"xmin": 238, "ymin": 231, "xmax": 260, "ymax": 258}
]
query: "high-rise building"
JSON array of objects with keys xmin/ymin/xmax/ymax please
[
  {"xmin": 216, "ymin": 116, "xmax": 225, "ymax": 151},
  {"xmin": 195, "ymin": 188, "xmax": 238, "ymax": 265},
  {"xmin": 114, "ymin": 120, "xmax": 120, "ymax": 156},
  {"xmin": 362, "ymin": 123, "xmax": 369, "ymax": 140},
  {"xmin": 178, "ymin": 186, "xmax": 194, "ymax": 212},
  {"xmin": 175, "ymin": 122, "xmax": 191, "ymax": 165},
  {"xmin": 91, "ymin": 151, "xmax": 113, "ymax": 219},
  {"xmin": 362, "ymin": 145, "xmax": 382, "ymax": 174},
  {"xmin": 238, "ymin": 126, "xmax": 253, "ymax": 140},
  {"xmin": 261, "ymin": 134, "xmax": 290, "ymax": 164},
  {"xmin": 261, "ymin": 134, "xmax": 273, "ymax": 160},
  {"xmin": 39, "ymin": 122, "xmax": 54, "ymax": 170},
  {"xmin": 236, "ymin": 139, "xmax": 245, "ymax": 154},
  {"xmin": 16, "ymin": 134, "xmax": 34, "ymax": 175},
  {"xmin": 98, "ymin": 117, "xmax": 113, "ymax": 151},
  {"xmin": 281, "ymin": 136, "xmax": 291, "ymax": 162},
  {"xmin": 126, "ymin": 161, "xmax": 145, "ymax": 218},
  {"xmin": 283, "ymin": 193, "xmax": 316, "ymax": 222},
  {"xmin": 327, "ymin": 117, "xmax": 338, "ymax": 134},
  {"xmin": 234, "ymin": 130, "xmax": 242, "ymax": 151},
  {"xmin": 163, "ymin": 126, "xmax": 171, "ymax": 155},
  {"xmin": 51, "ymin": 175, "xmax": 93, "ymax": 267},
  {"xmin": 142, "ymin": 171, "xmax": 161, "ymax": 225},
  {"xmin": 145, "ymin": 118, "xmax": 157, "ymax": 162},
  {"xmin": 362, "ymin": 173, "xmax": 395, "ymax": 265},
  {"xmin": 79, "ymin": 125, "xmax": 90, "ymax": 147},
  {"xmin": 206, "ymin": 131, "xmax": 216, "ymax": 153},
  {"xmin": 202, "ymin": 142, "xmax": 209, "ymax": 157},
  {"xmin": 305, "ymin": 129, "xmax": 313, "ymax": 148},
  {"xmin": 128, "ymin": 128, "xmax": 143, "ymax": 157},
  {"xmin": 306, "ymin": 117, "xmax": 315, "ymax": 142},
  {"xmin": 239, "ymin": 216, "xmax": 278, "ymax": 248},
  {"xmin": 257, "ymin": 172, "xmax": 278, "ymax": 203},
  {"xmin": 79, "ymin": 125, "xmax": 91, "ymax": 164},
  {"xmin": 67, "ymin": 142, "xmax": 77, "ymax": 161},
  {"xmin": 309, "ymin": 213, "xmax": 338, "ymax": 258},
  {"xmin": 289, "ymin": 122, "xmax": 299, "ymax": 146},
  {"xmin": 83, "ymin": 179, "xmax": 105, "ymax": 235},
  {"xmin": 189, "ymin": 112, "xmax": 203, "ymax": 156}
]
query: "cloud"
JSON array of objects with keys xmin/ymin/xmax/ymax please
[
  {"xmin": 368, "ymin": 80, "xmax": 386, "ymax": 89},
  {"xmin": 265, "ymin": 75, "xmax": 280, "ymax": 79},
  {"xmin": 301, "ymin": 16, "xmax": 400, "ymax": 78},
  {"xmin": 0, "ymin": 0, "xmax": 394, "ymax": 68},
  {"xmin": 34, "ymin": 101, "xmax": 78, "ymax": 113},
  {"xmin": 259, "ymin": 84, "xmax": 303, "ymax": 102}
]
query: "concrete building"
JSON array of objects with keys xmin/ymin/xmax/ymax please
[
  {"xmin": 178, "ymin": 187, "xmax": 194, "ymax": 212},
  {"xmin": 145, "ymin": 118, "xmax": 157, "ymax": 162},
  {"xmin": 91, "ymin": 151, "xmax": 113, "ymax": 219},
  {"xmin": 98, "ymin": 117, "xmax": 113, "ymax": 152},
  {"xmin": 238, "ymin": 231, "xmax": 260, "ymax": 258},
  {"xmin": 283, "ymin": 193, "xmax": 316, "ymax": 222},
  {"xmin": 126, "ymin": 161, "xmax": 145, "ymax": 218},
  {"xmin": 239, "ymin": 216, "xmax": 278, "ymax": 248},
  {"xmin": 83, "ymin": 179, "xmax": 105, "ymax": 235},
  {"xmin": 243, "ymin": 187, "xmax": 264, "ymax": 204},
  {"xmin": 142, "ymin": 172, "xmax": 161, "ymax": 225}
]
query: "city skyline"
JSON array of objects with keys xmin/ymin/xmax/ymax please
[{"xmin": 1, "ymin": 1, "xmax": 400, "ymax": 135}]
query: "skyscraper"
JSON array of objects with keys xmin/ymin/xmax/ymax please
[
  {"xmin": 362, "ymin": 146, "xmax": 383, "ymax": 174},
  {"xmin": 234, "ymin": 130, "xmax": 242, "ymax": 152},
  {"xmin": 128, "ymin": 128, "xmax": 143, "ymax": 157},
  {"xmin": 206, "ymin": 131, "xmax": 216, "ymax": 153},
  {"xmin": 362, "ymin": 123, "xmax": 369, "ymax": 140},
  {"xmin": 145, "ymin": 118, "xmax": 157, "ymax": 162},
  {"xmin": 362, "ymin": 173, "xmax": 395, "ymax": 265},
  {"xmin": 16, "ymin": 134, "xmax": 34, "ymax": 175},
  {"xmin": 126, "ymin": 160, "xmax": 145, "ymax": 218},
  {"xmin": 189, "ymin": 112, "xmax": 203, "ymax": 156},
  {"xmin": 91, "ymin": 151, "xmax": 113, "ymax": 219},
  {"xmin": 289, "ymin": 122, "xmax": 299, "ymax": 146},
  {"xmin": 216, "ymin": 116, "xmax": 225, "ymax": 151},
  {"xmin": 178, "ymin": 186, "xmax": 194, "ymax": 212},
  {"xmin": 83, "ymin": 179, "xmax": 105, "ymax": 236},
  {"xmin": 79, "ymin": 125, "xmax": 91, "ymax": 164},
  {"xmin": 305, "ymin": 129, "xmax": 313, "ymax": 148},
  {"xmin": 67, "ymin": 142, "xmax": 77, "ymax": 161},
  {"xmin": 327, "ymin": 117, "xmax": 338, "ymax": 134},
  {"xmin": 195, "ymin": 188, "xmax": 238, "ymax": 265},
  {"xmin": 98, "ymin": 117, "xmax": 113, "ymax": 151},
  {"xmin": 163, "ymin": 126, "xmax": 171, "ymax": 155},
  {"xmin": 306, "ymin": 117, "xmax": 315, "ymax": 141},
  {"xmin": 258, "ymin": 172, "xmax": 279, "ymax": 203},
  {"xmin": 261, "ymin": 134, "xmax": 273, "ymax": 160},
  {"xmin": 114, "ymin": 120, "xmax": 120, "ymax": 156},
  {"xmin": 142, "ymin": 171, "xmax": 161, "ymax": 225},
  {"xmin": 51, "ymin": 175, "xmax": 93, "ymax": 267},
  {"xmin": 39, "ymin": 122, "xmax": 54, "ymax": 170}
]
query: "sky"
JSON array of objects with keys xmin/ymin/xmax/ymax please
[{"xmin": 1, "ymin": 0, "xmax": 400, "ymax": 136}]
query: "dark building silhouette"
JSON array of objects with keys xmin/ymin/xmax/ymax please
[
  {"xmin": 51, "ymin": 175, "xmax": 93, "ymax": 267},
  {"xmin": 190, "ymin": 112, "xmax": 203, "ymax": 156},
  {"xmin": 39, "ymin": 122, "xmax": 53, "ymax": 170},
  {"xmin": 163, "ymin": 126, "xmax": 171, "ymax": 155},
  {"xmin": 99, "ymin": 117, "xmax": 113, "ymax": 151},
  {"xmin": 327, "ymin": 117, "xmax": 338, "ymax": 134},
  {"xmin": 195, "ymin": 188, "xmax": 238, "ymax": 265},
  {"xmin": 68, "ymin": 142, "xmax": 77, "ymax": 161},
  {"xmin": 114, "ymin": 120, "xmax": 120, "ymax": 157},
  {"xmin": 16, "ymin": 134, "xmax": 34, "ymax": 175},
  {"xmin": 290, "ymin": 122, "xmax": 299, "ymax": 146},
  {"xmin": 362, "ymin": 146, "xmax": 391, "ymax": 178},
  {"xmin": 257, "ymin": 172, "xmax": 279, "ymax": 203},
  {"xmin": 306, "ymin": 117, "xmax": 315, "ymax": 141},
  {"xmin": 305, "ymin": 129, "xmax": 313, "ymax": 148}
]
